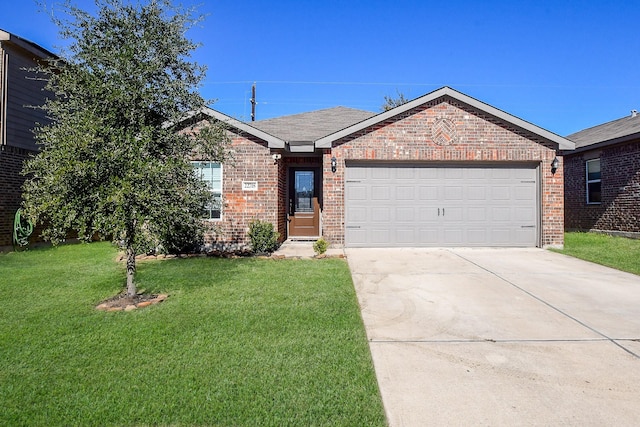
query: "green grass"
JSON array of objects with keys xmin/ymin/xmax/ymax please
[
  {"xmin": 552, "ymin": 232, "xmax": 640, "ymax": 275},
  {"xmin": 0, "ymin": 243, "xmax": 386, "ymax": 426}
]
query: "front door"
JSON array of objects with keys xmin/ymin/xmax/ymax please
[{"xmin": 289, "ymin": 168, "xmax": 320, "ymax": 237}]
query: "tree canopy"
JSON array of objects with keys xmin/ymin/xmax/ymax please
[
  {"xmin": 381, "ymin": 90, "xmax": 410, "ymax": 111},
  {"xmin": 23, "ymin": 0, "xmax": 229, "ymax": 296}
]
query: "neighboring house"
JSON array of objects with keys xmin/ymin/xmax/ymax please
[
  {"xmin": 564, "ymin": 112, "xmax": 640, "ymax": 238},
  {"xmin": 0, "ymin": 30, "xmax": 54, "ymax": 247},
  {"xmin": 181, "ymin": 86, "xmax": 574, "ymax": 250}
]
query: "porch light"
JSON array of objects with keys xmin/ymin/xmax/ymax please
[
  {"xmin": 551, "ymin": 157, "xmax": 559, "ymax": 174},
  {"xmin": 331, "ymin": 156, "xmax": 337, "ymax": 173}
]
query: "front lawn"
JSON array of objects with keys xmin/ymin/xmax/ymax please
[
  {"xmin": 553, "ymin": 232, "xmax": 640, "ymax": 275},
  {"xmin": 0, "ymin": 243, "xmax": 386, "ymax": 426}
]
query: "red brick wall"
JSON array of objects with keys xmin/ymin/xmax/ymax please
[
  {"xmin": 0, "ymin": 145, "xmax": 35, "ymax": 247},
  {"xmin": 202, "ymin": 131, "xmax": 280, "ymax": 248},
  {"xmin": 564, "ymin": 140, "xmax": 640, "ymax": 234},
  {"xmin": 323, "ymin": 99, "xmax": 565, "ymax": 248}
]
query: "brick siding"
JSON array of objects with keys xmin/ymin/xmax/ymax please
[
  {"xmin": 0, "ymin": 145, "xmax": 35, "ymax": 247},
  {"xmin": 564, "ymin": 140, "xmax": 640, "ymax": 234},
  {"xmin": 323, "ymin": 99, "xmax": 564, "ymax": 248}
]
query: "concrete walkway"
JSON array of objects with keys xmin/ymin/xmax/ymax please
[
  {"xmin": 346, "ymin": 248, "xmax": 640, "ymax": 426},
  {"xmin": 272, "ymin": 240, "xmax": 345, "ymax": 258}
]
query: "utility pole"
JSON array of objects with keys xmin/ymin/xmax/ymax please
[{"xmin": 250, "ymin": 82, "xmax": 256, "ymax": 121}]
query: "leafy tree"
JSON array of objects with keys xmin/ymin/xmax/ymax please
[
  {"xmin": 22, "ymin": 0, "xmax": 229, "ymax": 297},
  {"xmin": 381, "ymin": 90, "xmax": 410, "ymax": 111}
]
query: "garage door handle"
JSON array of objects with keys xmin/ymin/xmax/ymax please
[
  {"xmin": 521, "ymin": 225, "xmax": 535, "ymax": 228},
  {"xmin": 346, "ymin": 225, "xmax": 361, "ymax": 229},
  {"xmin": 438, "ymin": 208, "xmax": 445, "ymax": 216}
]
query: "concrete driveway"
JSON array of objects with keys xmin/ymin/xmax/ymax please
[{"xmin": 346, "ymin": 248, "xmax": 640, "ymax": 426}]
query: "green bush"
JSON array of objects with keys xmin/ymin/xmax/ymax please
[
  {"xmin": 313, "ymin": 238, "xmax": 328, "ymax": 255},
  {"xmin": 248, "ymin": 219, "xmax": 280, "ymax": 254}
]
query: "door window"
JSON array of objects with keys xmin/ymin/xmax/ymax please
[{"xmin": 295, "ymin": 171, "xmax": 314, "ymax": 212}]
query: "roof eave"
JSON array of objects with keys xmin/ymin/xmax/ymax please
[
  {"xmin": 563, "ymin": 131, "xmax": 640, "ymax": 155},
  {"xmin": 315, "ymin": 86, "xmax": 575, "ymax": 151},
  {"xmin": 0, "ymin": 29, "xmax": 57, "ymax": 60},
  {"xmin": 192, "ymin": 107, "xmax": 286, "ymax": 149}
]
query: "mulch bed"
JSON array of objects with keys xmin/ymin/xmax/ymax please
[{"xmin": 96, "ymin": 293, "xmax": 168, "ymax": 312}]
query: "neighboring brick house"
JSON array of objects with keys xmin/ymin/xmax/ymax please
[
  {"xmin": 564, "ymin": 112, "xmax": 640, "ymax": 238},
  {"xmin": 183, "ymin": 86, "xmax": 574, "ymax": 250},
  {"xmin": 0, "ymin": 30, "xmax": 54, "ymax": 247}
]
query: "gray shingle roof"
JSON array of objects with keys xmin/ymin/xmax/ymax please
[
  {"xmin": 251, "ymin": 106, "xmax": 375, "ymax": 142},
  {"xmin": 567, "ymin": 112, "xmax": 640, "ymax": 149}
]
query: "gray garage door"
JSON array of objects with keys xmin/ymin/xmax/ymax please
[{"xmin": 345, "ymin": 164, "xmax": 539, "ymax": 247}]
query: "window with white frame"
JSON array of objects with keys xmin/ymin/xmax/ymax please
[
  {"xmin": 586, "ymin": 158, "xmax": 601, "ymax": 204},
  {"xmin": 192, "ymin": 161, "xmax": 222, "ymax": 219}
]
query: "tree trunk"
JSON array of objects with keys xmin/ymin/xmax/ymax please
[{"xmin": 126, "ymin": 245, "xmax": 137, "ymax": 297}]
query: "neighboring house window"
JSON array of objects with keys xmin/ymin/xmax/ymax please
[
  {"xmin": 192, "ymin": 161, "xmax": 222, "ymax": 219},
  {"xmin": 586, "ymin": 159, "xmax": 601, "ymax": 204}
]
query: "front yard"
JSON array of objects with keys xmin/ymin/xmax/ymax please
[
  {"xmin": 0, "ymin": 243, "xmax": 386, "ymax": 426},
  {"xmin": 553, "ymin": 232, "xmax": 640, "ymax": 275}
]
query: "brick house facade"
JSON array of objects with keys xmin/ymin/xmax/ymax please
[
  {"xmin": 564, "ymin": 113, "xmax": 640, "ymax": 237},
  {"xmin": 0, "ymin": 30, "xmax": 53, "ymax": 248},
  {"xmin": 185, "ymin": 87, "xmax": 573, "ymax": 250}
]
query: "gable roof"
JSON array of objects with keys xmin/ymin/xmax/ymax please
[
  {"xmin": 0, "ymin": 29, "xmax": 56, "ymax": 59},
  {"xmin": 187, "ymin": 86, "xmax": 574, "ymax": 152},
  {"xmin": 187, "ymin": 107, "xmax": 286, "ymax": 149},
  {"xmin": 252, "ymin": 106, "xmax": 375, "ymax": 142},
  {"xmin": 566, "ymin": 112, "xmax": 640, "ymax": 151},
  {"xmin": 316, "ymin": 86, "xmax": 574, "ymax": 150}
]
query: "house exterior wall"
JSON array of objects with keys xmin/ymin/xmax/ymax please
[
  {"xmin": 0, "ymin": 35, "xmax": 51, "ymax": 249},
  {"xmin": 323, "ymin": 99, "xmax": 564, "ymax": 248},
  {"xmin": 189, "ymin": 126, "xmax": 281, "ymax": 250},
  {"xmin": 0, "ymin": 145, "xmax": 35, "ymax": 246},
  {"xmin": 564, "ymin": 140, "xmax": 640, "ymax": 235},
  {"xmin": 1, "ymin": 43, "xmax": 50, "ymax": 151}
]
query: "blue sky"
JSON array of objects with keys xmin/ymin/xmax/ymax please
[{"xmin": 2, "ymin": 0, "xmax": 639, "ymax": 136}]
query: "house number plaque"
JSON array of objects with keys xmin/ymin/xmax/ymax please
[{"xmin": 242, "ymin": 181, "xmax": 258, "ymax": 191}]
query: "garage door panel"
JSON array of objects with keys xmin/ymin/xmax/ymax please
[
  {"xmin": 371, "ymin": 186, "xmax": 390, "ymax": 201},
  {"xmin": 468, "ymin": 186, "xmax": 486, "ymax": 200},
  {"xmin": 491, "ymin": 186, "xmax": 511, "ymax": 200},
  {"xmin": 418, "ymin": 228, "xmax": 439, "ymax": 244},
  {"xmin": 349, "ymin": 206, "xmax": 369, "ymax": 222},
  {"xmin": 371, "ymin": 207, "xmax": 391, "ymax": 222},
  {"xmin": 444, "ymin": 186, "xmax": 463, "ymax": 200},
  {"xmin": 396, "ymin": 229, "xmax": 416, "ymax": 243},
  {"xmin": 443, "ymin": 206, "xmax": 463, "ymax": 221},
  {"xmin": 397, "ymin": 168, "xmax": 416, "ymax": 179},
  {"xmin": 396, "ymin": 207, "xmax": 415, "ymax": 222},
  {"xmin": 371, "ymin": 168, "xmax": 390, "ymax": 179},
  {"xmin": 371, "ymin": 229, "xmax": 391, "ymax": 244},
  {"xmin": 419, "ymin": 186, "xmax": 438, "ymax": 200},
  {"xmin": 467, "ymin": 229, "xmax": 487, "ymax": 244},
  {"xmin": 443, "ymin": 228, "xmax": 464, "ymax": 245},
  {"xmin": 467, "ymin": 207, "xmax": 487, "ymax": 221},
  {"xmin": 349, "ymin": 185, "xmax": 368, "ymax": 201},
  {"xmin": 397, "ymin": 186, "xmax": 415, "ymax": 200},
  {"xmin": 345, "ymin": 165, "xmax": 538, "ymax": 247}
]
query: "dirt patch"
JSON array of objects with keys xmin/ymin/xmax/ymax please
[{"xmin": 96, "ymin": 293, "xmax": 168, "ymax": 312}]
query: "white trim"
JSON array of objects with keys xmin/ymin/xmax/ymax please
[
  {"xmin": 315, "ymin": 86, "xmax": 575, "ymax": 151},
  {"xmin": 586, "ymin": 158, "xmax": 601, "ymax": 205}
]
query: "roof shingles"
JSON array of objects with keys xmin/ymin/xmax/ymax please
[
  {"xmin": 567, "ymin": 113, "xmax": 640, "ymax": 149},
  {"xmin": 250, "ymin": 106, "xmax": 375, "ymax": 142}
]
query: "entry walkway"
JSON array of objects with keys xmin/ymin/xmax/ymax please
[
  {"xmin": 272, "ymin": 240, "xmax": 344, "ymax": 259},
  {"xmin": 347, "ymin": 247, "xmax": 640, "ymax": 426}
]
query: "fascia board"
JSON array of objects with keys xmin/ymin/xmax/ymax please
[
  {"xmin": 563, "ymin": 131, "xmax": 640, "ymax": 155},
  {"xmin": 315, "ymin": 86, "xmax": 575, "ymax": 151},
  {"xmin": 192, "ymin": 107, "xmax": 285, "ymax": 149},
  {"xmin": 0, "ymin": 30, "xmax": 57, "ymax": 60}
]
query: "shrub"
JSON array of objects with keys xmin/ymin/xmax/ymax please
[
  {"xmin": 313, "ymin": 238, "xmax": 328, "ymax": 255},
  {"xmin": 248, "ymin": 219, "xmax": 280, "ymax": 255}
]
